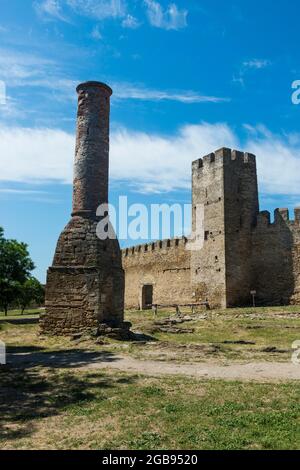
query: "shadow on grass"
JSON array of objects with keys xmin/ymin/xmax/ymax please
[
  {"xmin": 0, "ymin": 347, "xmax": 136, "ymax": 443},
  {"xmin": 0, "ymin": 317, "xmax": 39, "ymax": 325},
  {"xmin": 7, "ymin": 345, "xmax": 46, "ymax": 354},
  {"xmin": 6, "ymin": 346, "xmax": 119, "ymax": 369}
]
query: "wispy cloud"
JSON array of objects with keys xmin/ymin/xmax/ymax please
[
  {"xmin": 233, "ymin": 58, "xmax": 272, "ymax": 87},
  {"xmin": 0, "ymin": 47, "xmax": 54, "ymax": 83},
  {"xmin": 0, "ymin": 51, "xmax": 228, "ymax": 106},
  {"xmin": 1, "ymin": 123, "xmax": 300, "ymax": 197},
  {"xmin": 66, "ymin": 0, "xmax": 126, "ymax": 20},
  {"xmin": 34, "ymin": 0, "xmax": 69, "ymax": 22},
  {"xmin": 90, "ymin": 24, "xmax": 103, "ymax": 40},
  {"xmin": 34, "ymin": 0, "xmax": 188, "ymax": 32},
  {"xmin": 122, "ymin": 14, "xmax": 141, "ymax": 29},
  {"xmin": 113, "ymin": 83, "xmax": 229, "ymax": 103},
  {"xmin": 144, "ymin": 0, "xmax": 188, "ymax": 30},
  {"xmin": 243, "ymin": 59, "xmax": 272, "ymax": 70},
  {"xmin": 0, "ymin": 188, "xmax": 47, "ymax": 194}
]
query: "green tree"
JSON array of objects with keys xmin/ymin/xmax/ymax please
[
  {"xmin": 19, "ymin": 277, "xmax": 45, "ymax": 314},
  {"xmin": 0, "ymin": 227, "xmax": 35, "ymax": 315}
]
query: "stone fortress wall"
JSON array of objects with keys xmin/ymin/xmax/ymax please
[
  {"xmin": 122, "ymin": 238, "xmax": 192, "ymax": 310},
  {"xmin": 122, "ymin": 147, "xmax": 300, "ymax": 310},
  {"xmin": 251, "ymin": 208, "xmax": 300, "ymax": 306}
]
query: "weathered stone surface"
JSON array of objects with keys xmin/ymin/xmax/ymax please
[
  {"xmin": 122, "ymin": 238, "xmax": 192, "ymax": 309},
  {"xmin": 122, "ymin": 147, "xmax": 300, "ymax": 309},
  {"xmin": 41, "ymin": 82, "xmax": 126, "ymax": 336}
]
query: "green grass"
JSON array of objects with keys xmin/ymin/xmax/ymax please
[
  {"xmin": 123, "ymin": 307, "xmax": 300, "ymax": 363},
  {"xmin": 0, "ymin": 367, "xmax": 299, "ymax": 450},
  {"xmin": 1, "ymin": 306, "xmax": 300, "ymax": 362},
  {"xmin": 1, "ymin": 306, "xmax": 300, "ymax": 450},
  {"xmin": 0, "ymin": 308, "xmax": 41, "ymax": 318}
]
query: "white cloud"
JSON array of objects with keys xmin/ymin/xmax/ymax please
[
  {"xmin": 1, "ymin": 123, "xmax": 300, "ymax": 197},
  {"xmin": 0, "ymin": 48, "xmax": 54, "ymax": 83},
  {"xmin": 34, "ymin": 0, "xmax": 69, "ymax": 22},
  {"xmin": 66, "ymin": 0, "xmax": 126, "ymax": 20},
  {"xmin": 0, "ymin": 53, "xmax": 228, "ymax": 105},
  {"xmin": 0, "ymin": 127, "xmax": 74, "ymax": 183},
  {"xmin": 244, "ymin": 126, "xmax": 300, "ymax": 196},
  {"xmin": 144, "ymin": 0, "xmax": 188, "ymax": 30},
  {"xmin": 113, "ymin": 83, "xmax": 229, "ymax": 103},
  {"xmin": 110, "ymin": 123, "xmax": 237, "ymax": 192},
  {"xmin": 0, "ymin": 189, "xmax": 47, "ymax": 194},
  {"xmin": 122, "ymin": 14, "xmax": 141, "ymax": 29}
]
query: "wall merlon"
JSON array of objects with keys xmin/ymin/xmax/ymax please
[
  {"xmin": 231, "ymin": 149, "xmax": 244, "ymax": 161},
  {"xmin": 244, "ymin": 152, "xmax": 256, "ymax": 164},
  {"xmin": 295, "ymin": 208, "xmax": 300, "ymax": 222},
  {"xmin": 215, "ymin": 147, "xmax": 231, "ymax": 160},
  {"xmin": 203, "ymin": 152, "xmax": 216, "ymax": 165},
  {"xmin": 122, "ymin": 237, "xmax": 188, "ymax": 258},
  {"xmin": 275, "ymin": 208, "xmax": 289, "ymax": 223},
  {"xmin": 192, "ymin": 158, "xmax": 203, "ymax": 171},
  {"xmin": 257, "ymin": 211, "xmax": 271, "ymax": 226}
]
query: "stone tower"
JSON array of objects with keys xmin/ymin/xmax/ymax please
[
  {"xmin": 41, "ymin": 81, "xmax": 128, "ymax": 337},
  {"xmin": 191, "ymin": 148, "xmax": 259, "ymax": 308}
]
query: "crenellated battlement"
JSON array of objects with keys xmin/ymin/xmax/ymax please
[
  {"xmin": 254, "ymin": 208, "xmax": 300, "ymax": 230},
  {"xmin": 122, "ymin": 236, "xmax": 188, "ymax": 258},
  {"xmin": 192, "ymin": 147, "xmax": 256, "ymax": 172}
]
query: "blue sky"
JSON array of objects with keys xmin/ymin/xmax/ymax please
[{"xmin": 1, "ymin": 0, "xmax": 300, "ymax": 282}]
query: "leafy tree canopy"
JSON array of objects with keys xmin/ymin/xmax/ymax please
[{"xmin": 0, "ymin": 227, "xmax": 36, "ymax": 315}]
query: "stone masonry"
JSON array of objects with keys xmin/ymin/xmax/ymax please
[
  {"xmin": 41, "ymin": 82, "xmax": 129, "ymax": 337},
  {"xmin": 123, "ymin": 148, "xmax": 300, "ymax": 309}
]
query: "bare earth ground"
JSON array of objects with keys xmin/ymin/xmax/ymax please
[
  {"xmin": 7, "ymin": 350, "xmax": 300, "ymax": 382},
  {"xmin": 2, "ymin": 306, "xmax": 300, "ymax": 382}
]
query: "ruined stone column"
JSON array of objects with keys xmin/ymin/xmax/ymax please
[
  {"xmin": 41, "ymin": 82, "xmax": 129, "ymax": 338},
  {"xmin": 72, "ymin": 82, "xmax": 112, "ymax": 217}
]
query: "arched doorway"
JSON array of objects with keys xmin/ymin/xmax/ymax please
[{"xmin": 141, "ymin": 284, "xmax": 153, "ymax": 310}]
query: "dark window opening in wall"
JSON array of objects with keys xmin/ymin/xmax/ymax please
[
  {"xmin": 138, "ymin": 246, "xmax": 141, "ymax": 252},
  {"xmin": 215, "ymin": 256, "xmax": 218, "ymax": 261},
  {"xmin": 142, "ymin": 284, "xmax": 153, "ymax": 310},
  {"xmin": 145, "ymin": 244, "xmax": 148, "ymax": 252},
  {"xmin": 159, "ymin": 241, "xmax": 163, "ymax": 249},
  {"xmin": 175, "ymin": 239, "xmax": 179, "ymax": 247},
  {"xmin": 167, "ymin": 240, "xmax": 171, "ymax": 247},
  {"xmin": 204, "ymin": 231, "xmax": 209, "ymax": 241},
  {"xmin": 152, "ymin": 243, "xmax": 155, "ymax": 251},
  {"xmin": 125, "ymin": 249, "xmax": 129, "ymax": 256}
]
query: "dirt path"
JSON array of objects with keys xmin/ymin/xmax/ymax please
[
  {"xmin": 88, "ymin": 355, "xmax": 300, "ymax": 382},
  {"xmin": 7, "ymin": 350, "xmax": 300, "ymax": 382}
]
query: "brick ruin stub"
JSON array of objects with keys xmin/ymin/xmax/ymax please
[{"xmin": 40, "ymin": 81, "xmax": 130, "ymax": 338}]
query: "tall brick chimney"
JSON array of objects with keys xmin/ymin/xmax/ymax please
[{"xmin": 41, "ymin": 82, "xmax": 129, "ymax": 338}]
